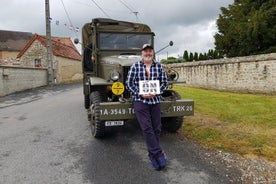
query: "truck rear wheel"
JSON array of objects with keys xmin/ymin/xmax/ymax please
[
  {"xmin": 161, "ymin": 90, "xmax": 184, "ymax": 132},
  {"xmin": 90, "ymin": 91, "xmax": 105, "ymax": 138}
]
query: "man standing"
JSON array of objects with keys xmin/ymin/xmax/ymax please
[{"xmin": 126, "ymin": 44, "xmax": 168, "ymax": 170}]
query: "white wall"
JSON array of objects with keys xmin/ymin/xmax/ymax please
[{"xmin": 0, "ymin": 66, "xmax": 47, "ymax": 96}]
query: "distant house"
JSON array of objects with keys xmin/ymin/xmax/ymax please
[
  {"xmin": 0, "ymin": 30, "xmax": 33, "ymax": 62},
  {"xmin": 17, "ymin": 33, "xmax": 82, "ymax": 83}
]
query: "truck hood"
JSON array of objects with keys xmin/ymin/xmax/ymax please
[{"xmin": 101, "ymin": 55, "xmax": 142, "ymax": 67}]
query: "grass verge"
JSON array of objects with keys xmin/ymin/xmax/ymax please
[{"xmin": 174, "ymin": 86, "xmax": 276, "ymax": 161}]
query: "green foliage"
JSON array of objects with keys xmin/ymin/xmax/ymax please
[
  {"xmin": 199, "ymin": 53, "xmax": 204, "ymax": 60},
  {"xmin": 194, "ymin": 52, "xmax": 199, "ymax": 61},
  {"xmin": 204, "ymin": 53, "xmax": 208, "ymax": 60},
  {"xmin": 160, "ymin": 59, "xmax": 167, "ymax": 64},
  {"xmin": 161, "ymin": 57, "xmax": 185, "ymax": 64},
  {"xmin": 183, "ymin": 50, "xmax": 189, "ymax": 61},
  {"xmin": 215, "ymin": 0, "xmax": 276, "ymax": 57},
  {"xmin": 175, "ymin": 86, "xmax": 276, "ymax": 160},
  {"xmin": 167, "ymin": 56, "xmax": 176, "ymax": 60},
  {"xmin": 162, "ymin": 49, "xmax": 224, "ymax": 64},
  {"xmin": 189, "ymin": 52, "xmax": 194, "ymax": 61}
]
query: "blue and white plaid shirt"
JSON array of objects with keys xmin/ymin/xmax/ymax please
[{"xmin": 126, "ymin": 59, "xmax": 167, "ymax": 104}]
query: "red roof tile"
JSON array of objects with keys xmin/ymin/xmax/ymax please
[{"xmin": 17, "ymin": 33, "xmax": 81, "ymax": 61}]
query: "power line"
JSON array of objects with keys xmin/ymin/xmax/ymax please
[
  {"xmin": 118, "ymin": 0, "xmax": 133, "ymax": 12},
  {"xmin": 72, "ymin": 0, "xmax": 129, "ymax": 14},
  {"xmin": 60, "ymin": 0, "xmax": 78, "ymax": 37},
  {"xmin": 72, "ymin": 0, "xmax": 93, "ymax": 7},
  {"xmin": 117, "ymin": 0, "xmax": 140, "ymax": 21},
  {"xmin": 90, "ymin": 0, "xmax": 111, "ymax": 18}
]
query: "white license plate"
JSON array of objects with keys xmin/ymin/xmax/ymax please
[{"xmin": 105, "ymin": 121, "xmax": 124, "ymax": 126}]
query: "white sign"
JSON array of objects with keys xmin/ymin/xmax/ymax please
[
  {"xmin": 105, "ymin": 121, "xmax": 124, "ymax": 126},
  {"xmin": 139, "ymin": 80, "xmax": 160, "ymax": 95}
]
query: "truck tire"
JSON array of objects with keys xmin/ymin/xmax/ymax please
[
  {"xmin": 90, "ymin": 91, "xmax": 105, "ymax": 138},
  {"xmin": 161, "ymin": 116, "xmax": 183, "ymax": 133},
  {"xmin": 161, "ymin": 90, "xmax": 184, "ymax": 132},
  {"xmin": 84, "ymin": 94, "xmax": 90, "ymax": 109}
]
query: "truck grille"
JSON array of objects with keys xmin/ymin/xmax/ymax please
[
  {"xmin": 123, "ymin": 66, "xmax": 131, "ymax": 98},
  {"xmin": 123, "ymin": 66, "xmax": 130, "ymax": 81}
]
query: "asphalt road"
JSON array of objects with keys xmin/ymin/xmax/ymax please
[{"xmin": 0, "ymin": 83, "xmax": 241, "ymax": 184}]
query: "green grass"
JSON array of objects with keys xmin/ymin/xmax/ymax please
[{"xmin": 174, "ymin": 86, "xmax": 276, "ymax": 161}]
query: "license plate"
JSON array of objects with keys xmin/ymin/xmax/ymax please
[{"xmin": 105, "ymin": 121, "xmax": 124, "ymax": 126}]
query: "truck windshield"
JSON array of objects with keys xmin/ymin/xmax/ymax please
[{"xmin": 99, "ymin": 33, "xmax": 153, "ymax": 50}]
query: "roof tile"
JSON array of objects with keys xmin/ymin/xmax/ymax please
[
  {"xmin": 18, "ymin": 34, "xmax": 81, "ymax": 61},
  {"xmin": 0, "ymin": 30, "xmax": 33, "ymax": 51}
]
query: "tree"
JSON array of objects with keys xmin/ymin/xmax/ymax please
[
  {"xmin": 189, "ymin": 52, "xmax": 194, "ymax": 61},
  {"xmin": 208, "ymin": 49, "xmax": 214, "ymax": 59},
  {"xmin": 183, "ymin": 50, "xmax": 189, "ymax": 61},
  {"xmin": 203, "ymin": 53, "xmax": 208, "ymax": 60},
  {"xmin": 213, "ymin": 50, "xmax": 219, "ymax": 59},
  {"xmin": 214, "ymin": 0, "xmax": 276, "ymax": 57},
  {"xmin": 199, "ymin": 53, "xmax": 204, "ymax": 60},
  {"xmin": 194, "ymin": 52, "xmax": 199, "ymax": 61}
]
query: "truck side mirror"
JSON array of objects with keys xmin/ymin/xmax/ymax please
[{"xmin": 155, "ymin": 40, "xmax": 174, "ymax": 54}]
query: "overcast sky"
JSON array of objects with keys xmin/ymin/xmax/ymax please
[{"xmin": 0, "ymin": 0, "xmax": 233, "ymax": 59}]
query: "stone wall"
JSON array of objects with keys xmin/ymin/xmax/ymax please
[
  {"xmin": 55, "ymin": 56, "xmax": 82, "ymax": 83},
  {"xmin": 169, "ymin": 53, "xmax": 276, "ymax": 94},
  {"xmin": 0, "ymin": 66, "xmax": 47, "ymax": 96},
  {"xmin": 0, "ymin": 51, "xmax": 19, "ymax": 61},
  {"xmin": 20, "ymin": 40, "xmax": 48, "ymax": 68}
]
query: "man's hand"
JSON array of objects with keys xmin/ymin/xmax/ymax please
[{"xmin": 141, "ymin": 94, "xmax": 156, "ymax": 99}]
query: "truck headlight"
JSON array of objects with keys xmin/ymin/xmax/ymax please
[{"xmin": 110, "ymin": 71, "xmax": 120, "ymax": 81}]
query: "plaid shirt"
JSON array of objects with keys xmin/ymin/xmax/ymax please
[{"xmin": 126, "ymin": 59, "xmax": 167, "ymax": 104}]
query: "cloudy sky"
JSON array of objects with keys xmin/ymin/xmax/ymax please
[{"xmin": 0, "ymin": 0, "xmax": 233, "ymax": 59}]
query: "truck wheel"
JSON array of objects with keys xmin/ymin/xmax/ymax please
[
  {"xmin": 161, "ymin": 90, "xmax": 184, "ymax": 132},
  {"xmin": 84, "ymin": 95, "xmax": 90, "ymax": 109},
  {"xmin": 162, "ymin": 116, "xmax": 183, "ymax": 132},
  {"xmin": 90, "ymin": 91, "xmax": 105, "ymax": 138}
]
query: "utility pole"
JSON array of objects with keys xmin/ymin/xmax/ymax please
[
  {"xmin": 133, "ymin": 12, "xmax": 138, "ymax": 22},
  {"xmin": 45, "ymin": 0, "xmax": 54, "ymax": 85}
]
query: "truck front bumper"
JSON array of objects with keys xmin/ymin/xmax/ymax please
[{"xmin": 98, "ymin": 100, "xmax": 194, "ymax": 120}]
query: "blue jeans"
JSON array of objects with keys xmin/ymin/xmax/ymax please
[{"xmin": 133, "ymin": 101, "xmax": 163, "ymax": 160}]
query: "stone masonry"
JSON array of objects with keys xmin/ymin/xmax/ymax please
[
  {"xmin": 169, "ymin": 53, "xmax": 276, "ymax": 94},
  {"xmin": 20, "ymin": 40, "xmax": 48, "ymax": 68}
]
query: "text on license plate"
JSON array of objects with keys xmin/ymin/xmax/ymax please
[{"xmin": 105, "ymin": 121, "xmax": 124, "ymax": 126}]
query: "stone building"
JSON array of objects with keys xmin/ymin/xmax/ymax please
[
  {"xmin": 0, "ymin": 30, "xmax": 33, "ymax": 64},
  {"xmin": 17, "ymin": 34, "xmax": 82, "ymax": 83}
]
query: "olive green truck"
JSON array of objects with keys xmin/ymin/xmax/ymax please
[{"xmin": 76, "ymin": 18, "xmax": 194, "ymax": 138}]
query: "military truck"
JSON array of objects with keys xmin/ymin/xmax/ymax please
[{"xmin": 76, "ymin": 18, "xmax": 194, "ymax": 138}]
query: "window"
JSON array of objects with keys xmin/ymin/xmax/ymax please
[
  {"xmin": 99, "ymin": 33, "xmax": 153, "ymax": 50},
  {"xmin": 34, "ymin": 59, "xmax": 42, "ymax": 68}
]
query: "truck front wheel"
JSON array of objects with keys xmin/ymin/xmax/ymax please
[
  {"xmin": 161, "ymin": 90, "xmax": 184, "ymax": 132},
  {"xmin": 90, "ymin": 91, "xmax": 105, "ymax": 138},
  {"xmin": 84, "ymin": 94, "xmax": 90, "ymax": 109}
]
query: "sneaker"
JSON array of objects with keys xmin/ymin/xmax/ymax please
[
  {"xmin": 157, "ymin": 155, "xmax": 167, "ymax": 169},
  {"xmin": 150, "ymin": 158, "xmax": 160, "ymax": 170}
]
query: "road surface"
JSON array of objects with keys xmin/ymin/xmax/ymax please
[{"xmin": 0, "ymin": 83, "xmax": 241, "ymax": 184}]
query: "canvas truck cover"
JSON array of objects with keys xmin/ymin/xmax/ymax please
[{"xmin": 81, "ymin": 18, "xmax": 152, "ymax": 51}]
